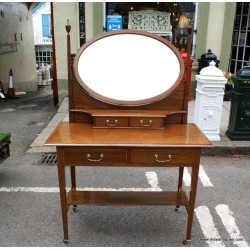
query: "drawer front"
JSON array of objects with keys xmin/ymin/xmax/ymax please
[
  {"xmin": 63, "ymin": 148, "xmax": 127, "ymax": 165},
  {"xmin": 94, "ymin": 117, "xmax": 129, "ymax": 128},
  {"xmin": 130, "ymin": 117, "xmax": 164, "ymax": 128},
  {"xmin": 130, "ymin": 148, "xmax": 194, "ymax": 166}
]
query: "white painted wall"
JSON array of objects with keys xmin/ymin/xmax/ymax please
[
  {"xmin": 0, "ymin": 2, "xmax": 37, "ymax": 91},
  {"xmin": 32, "ymin": 2, "xmax": 52, "ymax": 45}
]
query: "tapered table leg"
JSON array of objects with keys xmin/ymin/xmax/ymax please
[
  {"xmin": 70, "ymin": 166, "xmax": 77, "ymax": 212},
  {"xmin": 70, "ymin": 166, "xmax": 76, "ymax": 190},
  {"xmin": 175, "ymin": 167, "xmax": 184, "ymax": 211},
  {"xmin": 57, "ymin": 148, "xmax": 69, "ymax": 243},
  {"xmin": 184, "ymin": 151, "xmax": 200, "ymax": 244}
]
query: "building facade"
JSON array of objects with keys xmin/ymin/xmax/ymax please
[
  {"xmin": 32, "ymin": 2, "xmax": 53, "ymax": 68},
  {"xmin": 0, "ymin": 2, "xmax": 37, "ymax": 92},
  {"xmin": 52, "ymin": 2, "xmax": 239, "ymax": 103},
  {"xmin": 2, "ymin": 2, "xmax": 249, "ymax": 104}
]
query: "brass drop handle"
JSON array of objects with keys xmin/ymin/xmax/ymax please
[
  {"xmin": 140, "ymin": 119, "xmax": 152, "ymax": 127},
  {"xmin": 106, "ymin": 119, "xmax": 118, "ymax": 127},
  {"xmin": 154, "ymin": 154, "xmax": 172, "ymax": 163},
  {"xmin": 86, "ymin": 153, "xmax": 104, "ymax": 162}
]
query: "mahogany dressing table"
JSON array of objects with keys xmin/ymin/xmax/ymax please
[{"xmin": 45, "ymin": 23, "xmax": 212, "ymax": 244}]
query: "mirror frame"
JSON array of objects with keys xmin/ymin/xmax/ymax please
[{"xmin": 73, "ymin": 30, "xmax": 185, "ymax": 106}]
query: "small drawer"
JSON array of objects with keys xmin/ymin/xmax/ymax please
[
  {"xmin": 130, "ymin": 117, "xmax": 164, "ymax": 128},
  {"xmin": 94, "ymin": 117, "xmax": 129, "ymax": 128},
  {"xmin": 130, "ymin": 148, "xmax": 194, "ymax": 166},
  {"xmin": 63, "ymin": 148, "xmax": 127, "ymax": 165}
]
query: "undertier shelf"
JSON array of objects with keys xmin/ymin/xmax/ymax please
[{"xmin": 67, "ymin": 190, "xmax": 189, "ymax": 206}]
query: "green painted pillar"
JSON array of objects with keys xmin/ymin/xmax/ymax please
[
  {"xmin": 195, "ymin": 3, "xmax": 209, "ymax": 61},
  {"xmin": 93, "ymin": 2, "xmax": 104, "ymax": 36},
  {"xmin": 219, "ymin": 3, "xmax": 236, "ymax": 71}
]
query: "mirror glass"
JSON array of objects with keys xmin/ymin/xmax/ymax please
[{"xmin": 73, "ymin": 31, "xmax": 184, "ymax": 106}]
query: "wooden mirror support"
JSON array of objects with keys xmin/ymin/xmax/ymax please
[
  {"xmin": 73, "ymin": 30, "xmax": 184, "ymax": 106},
  {"xmin": 67, "ymin": 25, "xmax": 192, "ymax": 125},
  {"xmin": 45, "ymin": 21, "xmax": 212, "ymax": 244}
]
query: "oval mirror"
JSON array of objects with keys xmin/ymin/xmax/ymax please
[{"xmin": 73, "ymin": 30, "xmax": 184, "ymax": 106}]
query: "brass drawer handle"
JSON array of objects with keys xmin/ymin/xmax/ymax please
[
  {"xmin": 154, "ymin": 154, "xmax": 171, "ymax": 163},
  {"xmin": 140, "ymin": 119, "xmax": 152, "ymax": 127},
  {"xmin": 106, "ymin": 119, "xmax": 118, "ymax": 127},
  {"xmin": 86, "ymin": 153, "xmax": 104, "ymax": 162}
]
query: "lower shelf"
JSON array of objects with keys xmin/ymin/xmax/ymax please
[{"xmin": 67, "ymin": 190, "xmax": 189, "ymax": 206}]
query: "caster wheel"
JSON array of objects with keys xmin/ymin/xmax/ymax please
[
  {"xmin": 175, "ymin": 207, "xmax": 179, "ymax": 212},
  {"xmin": 183, "ymin": 240, "xmax": 191, "ymax": 245},
  {"xmin": 63, "ymin": 239, "xmax": 69, "ymax": 244},
  {"xmin": 72, "ymin": 205, "xmax": 77, "ymax": 212}
]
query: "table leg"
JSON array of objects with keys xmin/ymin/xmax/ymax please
[
  {"xmin": 70, "ymin": 166, "xmax": 77, "ymax": 212},
  {"xmin": 183, "ymin": 156, "xmax": 200, "ymax": 244},
  {"xmin": 175, "ymin": 167, "xmax": 184, "ymax": 211},
  {"xmin": 57, "ymin": 165, "xmax": 69, "ymax": 243}
]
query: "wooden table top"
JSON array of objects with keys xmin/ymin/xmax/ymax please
[{"xmin": 45, "ymin": 122, "xmax": 212, "ymax": 148}]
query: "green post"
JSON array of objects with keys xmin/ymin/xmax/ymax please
[
  {"xmin": 219, "ymin": 3, "xmax": 236, "ymax": 72},
  {"xmin": 195, "ymin": 3, "xmax": 210, "ymax": 61},
  {"xmin": 93, "ymin": 3, "xmax": 104, "ymax": 36}
]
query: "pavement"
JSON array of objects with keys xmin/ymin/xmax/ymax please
[{"xmin": 28, "ymin": 93, "xmax": 250, "ymax": 156}]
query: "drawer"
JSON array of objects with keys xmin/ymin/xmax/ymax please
[
  {"xmin": 130, "ymin": 117, "xmax": 164, "ymax": 128},
  {"xmin": 130, "ymin": 148, "xmax": 194, "ymax": 166},
  {"xmin": 63, "ymin": 148, "xmax": 127, "ymax": 165},
  {"xmin": 94, "ymin": 117, "xmax": 129, "ymax": 128}
]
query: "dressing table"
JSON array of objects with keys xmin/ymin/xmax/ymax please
[{"xmin": 45, "ymin": 23, "xmax": 212, "ymax": 244}]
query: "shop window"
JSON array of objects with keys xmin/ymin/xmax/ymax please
[
  {"xmin": 105, "ymin": 2, "xmax": 196, "ymax": 51},
  {"xmin": 229, "ymin": 2, "xmax": 250, "ymax": 73},
  {"xmin": 35, "ymin": 45, "xmax": 53, "ymax": 67}
]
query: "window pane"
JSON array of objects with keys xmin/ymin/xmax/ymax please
[
  {"xmin": 239, "ymin": 32, "xmax": 246, "ymax": 45},
  {"xmin": 243, "ymin": 2, "xmax": 249, "ymax": 14},
  {"xmin": 229, "ymin": 60, "xmax": 235, "ymax": 73},
  {"xmin": 234, "ymin": 16, "xmax": 241, "ymax": 30},
  {"xmin": 233, "ymin": 31, "xmax": 239, "ymax": 44},
  {"xmin": 231, "ymin": 46, "xmax": 237, "ymax": 59},
  {"xmin": 244, "ymin": 47, "xmax": 250, "ymax": 61},
  {"xmin": 247, "ymin": 31, "xmax": 250, "ymax": 44},
  {"xmin": 237, "ymin": 61, "xmax": 243, "ymax": 71},
  {"xmin": 236, "ymin": 2, "xmax": 242, "ymax": 15},
  {"xmin": 42, "ymin": 14, "xmax": 49, "ymax": 37},
  {"xmin": 238, "ymin": 47, "xmax": 244, "ymax": 60},
  {"xmin": 242, "ymin": 16, "xmax": 248, "ymax": 30}
]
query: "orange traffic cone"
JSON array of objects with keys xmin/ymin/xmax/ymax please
[{"xmin": 7, "ymin": 69, "xmax": 15, "ymax": 97}]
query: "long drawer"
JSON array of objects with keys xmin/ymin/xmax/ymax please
[
  {"xmin": 63, "ymin": 148, "xmax": 127, "ymax": 165},
  {"xmin": 130, "ymin": 148, "xmax": 195, "ymax": 166}
]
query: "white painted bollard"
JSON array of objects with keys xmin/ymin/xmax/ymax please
[{"xmin": 194, "ymin": 61, "xmax": 227, "ymax": 141}]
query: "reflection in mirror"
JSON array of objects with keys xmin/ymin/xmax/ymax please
[{"xmin": 74, "ymin": 31, "xmax": 184, "ymax": 106}]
